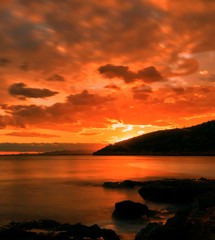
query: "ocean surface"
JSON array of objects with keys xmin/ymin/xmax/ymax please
[{"xmin": 0, "ymin": 155, "xmax": 214, "ymax": 238}]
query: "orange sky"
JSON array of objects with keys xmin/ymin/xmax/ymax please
[{"xmin": 0, "ymin": 0, "xmax": 215, "ymax": 152}]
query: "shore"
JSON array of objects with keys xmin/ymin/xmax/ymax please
[{"xmin": 1, "ymin": 178, "xmax": 214, "ymax": 240}]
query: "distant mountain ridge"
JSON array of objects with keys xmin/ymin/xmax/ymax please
[{"xmin": 93, "ymin": 120, "xmax": 215, "ymax": 156}]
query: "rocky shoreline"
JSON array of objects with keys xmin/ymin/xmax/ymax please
[
  {"xmin": 0, "ymin": 220, "xmax": 120, "ymax": 240},
  {"xmin": 107, "ymin": 178, "xmax": 215, "ymax": 240},
  {"xmin": 1, "ymin": 178, "xmax": 214, "ymax": 240}
]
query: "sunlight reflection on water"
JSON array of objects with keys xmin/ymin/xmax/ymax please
[{"xmin": 0, "ymin": 155, "xmax": 214, "ymax": 237}]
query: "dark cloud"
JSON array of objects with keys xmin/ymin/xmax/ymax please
[
  {"xmin": 169, "ymin": 0, "xmax": 215, "ymax": 53},
  {"xmin": 132, "ymin": 84, "xmax": 153, "ymax": 93},
  {"xmin": 0, "ymin": 57, "xmax": 10, "ymax": 66},
  {"xmin": 104, "ymin": 84, "xmax": 120, "ymax": 90},
  {"xmin": 0, "ymin": 0, "xmax": 214, "ymax": 76},
  {"xmin": 132, "ymin": 84, "xmax": 152, "ymax": 100},
  {"xmin": 171, "ymin": 87, "xmax": 185, "ymax": 94},
  {"xmin": 4, "ymin": 132, "xmax": 59, "ymax": 138},
  {"xmin": 137, "ymin": 66, "xmax": 164, "ymax": 82},
  {"xmin": 47, "ymin": 74, "xmax": 65, "ymax": 81},
  {"xmin": 99, "ymin": 64, "xmax": 164, "ymax": 83},
  {"xmin": 67, "ymin": 90, "xmax": 114, "ymax": 105},
  {"xmin": 99, "ymin": 64, "xmax": 136, "ymax": 83},
  {"xmin": 0, "ymin": 90, "xmax": 115, "ymax": 129},
  {"xmin": 9, "ymin": 82, "xmax": 58, "ymax": 99},
  {"xmin": 133, "ymin": 93, "xmax": 149, "ymax": 100},
  {"xmin": 20, "ymin": 62, "xmax": 29, "ymax": 71},
  {"xmin": 0, "ymin": 0, "xmax": 166, "ymax": 71}
]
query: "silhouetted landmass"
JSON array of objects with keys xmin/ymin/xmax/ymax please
[
  {"xmin": 93, "ymin": 120, "xmax": 215, "ymax": 155},
  {"xmin": 0, "ymin": 150, "xmax": 92, "ymax": 156},
  {"xmin": 39, "ymin": 149, "xmax": 91, "ymax": 155}
]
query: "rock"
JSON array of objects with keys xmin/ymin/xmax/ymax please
[
  {"xmin": 135, "ymin": 198, "xmax": 215, "ymax": 240},
  {"xmin": 138, "ymin": 179, "xmax": 215, "ymax": 203},
  {"xmin": 0, "ymin": 220, "xmax": 120, "ymax": 240},
  {"xmin": 113, "ymin": 200, "xmax": 149, "ymax": 219},
  {"xmin": 103, "ymin": 180, "xmax": 143, "ymax": 189},
  {"xmin": 0, "ymin": 228, "xmax": 37, "ymax": 240},
  {"xmin": 9, "ymin": 219, "xmax": 61, "ymax": 230},
  {"xmin": 135, "ymin": 222, "xmax": 164, "ymax": 240}
]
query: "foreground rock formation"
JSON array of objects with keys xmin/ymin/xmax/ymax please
[
  {"xmin": 135, "ymin": 200, "xmax": 215, "ymax": 240},
  {"xmin": 138, "ymin": 178, "xmax": 215, "ymax": 203},
  {"xmin": 1, "ymin": 178, "xmax": 214, "ymax": 240},
  {"xmin": 106, "ymin": 178, "xmax": 215, "ymax": 240},
  {"xmin": 104, "ymin": 178, "xmax": 215, "ymax": 204},
  {"xmin": 0, "ymin": 220, "xmax": 120, "ymax": 240}
]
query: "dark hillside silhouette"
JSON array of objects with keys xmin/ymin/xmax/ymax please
[{"xmin": 93, "ymin": 120, "xmax": 215, "ymax": 155}]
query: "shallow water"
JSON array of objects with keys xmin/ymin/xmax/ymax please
[{"xmin": 0, "ymin": 155, "xmax": 214, "ymax": 237}]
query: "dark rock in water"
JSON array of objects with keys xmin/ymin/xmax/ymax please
[
  {"xmin": 0, "ymin": 220, "xmax": 120, "ymax": 240},
  {"xmin": 103, "ymin": 180, "xmax": 143, "ymax": 188},
  {"xmin": 113, "ymin": 200, "xmax": 149, "ymax": 219},
  {"xmin": 138, "ymin": 178, "xmax": 215, "ymax": 203}
]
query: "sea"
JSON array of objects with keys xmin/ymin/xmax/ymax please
[{"xmin": 0, "ymin": 155, "xmax": 214, "ymax": 239}]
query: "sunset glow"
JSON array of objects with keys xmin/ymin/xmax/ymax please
[{"xmin": 0, "ymin": 0, "xmax": 215, "ymax": 153}]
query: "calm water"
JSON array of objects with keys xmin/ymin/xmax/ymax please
[{"xmin": 0, "ymin": 155, "xmax": 214, "ymax": 238}]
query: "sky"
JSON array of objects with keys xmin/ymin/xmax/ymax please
[{"xmin": 0, "ymin": 0, "xmax": 215, "ymax": 153}]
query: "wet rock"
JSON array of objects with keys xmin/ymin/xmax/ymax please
[
  {"xmin": 103, "ymin": 180, "xmax": 143, "ymax": 189},
  {"xmin": 9, "ymin": 219, "xmax": 61, "ymax": 230},
  {"xmin": 135, "ymin": 222, "xmax": 164, "ymax": 240},
  {"xmin": 113, "ymin": 200, "xmax": 149, "ymax": 219},
  {"xmin": 0, "ymin": 220, "xmax": 120, "ymax": 240},
  {"xmin": 135, "ymin": 199, "xmax": 215, "ymax": 240},
  {"xmin": 138, "ymin": 178, "xmax": 215, "ymax": 203}
]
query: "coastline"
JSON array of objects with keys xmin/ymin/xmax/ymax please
[{"xmin": 1, "ymin": 178, "xmax": 214, "ymax": 240}]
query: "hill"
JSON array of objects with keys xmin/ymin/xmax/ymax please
[{"xmin": 93, "ymin": 120, "xmax": 215, "ymax": 155}]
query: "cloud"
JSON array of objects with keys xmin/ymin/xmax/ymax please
[
  {"xmin": 105, "ymin": 84, "xmax": 120, "ymax": 90},
  {"xmin": 20, "ymin": 62, "xmax": 29, "ymax": 71},
  {"xmin": 169, "ymin": 0, "xmax": 215, "ymax": 53},
  {"xmin": 99, "ymin": 64, "xmax": 136, "ymax": 83},
  {"xmin": 0, "ymin": 57, "xmax": 10, "ymax": 66},
  {"xmin": 0, "ymin": 0, "xmax": 214, "ymax": 75},
  {"xmin": 67, "ymin": 90, "xmax": 114, "ymax": 105},
  {"xmin": 0, "ymin": 90, "xmax": 115, "ymax": 129},
  {"xmin": 0, "ymin": 0, "xmax": 214, "ymax": 140},
  {"xmin": 78, "ymin": 128, "xmax": 102, "ymax": 136},
  {"xmin": 163, "ymin": 58, "xmax": 199, "ymax": 77},
  {"xmin": 47, "ymin": 74, "xmax": 65, "ymax": 81},
  {"xmin": 99, "ymin": 64, "xmax": 164, "ymax": 83},
  {"xmin": 137, "ymin": 66, "xmax": 164, "ymax": 82},
  {"xmin": 132, "ymin": 84, "xmax": 152, "ymax": 100},
  {"xmin": 9, "ymin": 82, "xmax": 58, "ymax": 99},
  {"xmin": 4, "ymin": 131, "xmax": 59, "ymax": 138},
  {"xmin": 199, "ymin": 71, "xmax": 215, "ymax": 82},
  {"xmin": 132, "ymin": 84, "xmax": 153, "ymax": 93}
]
